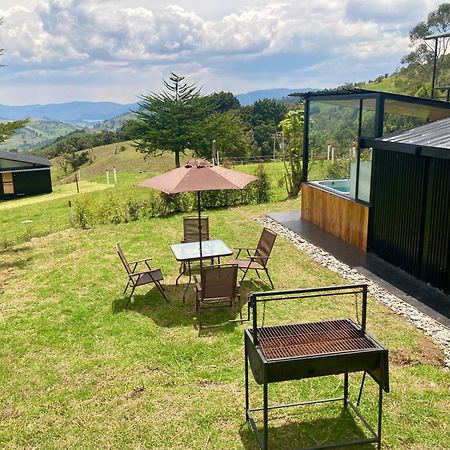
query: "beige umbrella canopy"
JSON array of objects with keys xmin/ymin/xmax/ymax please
[
  {"xmin": 138, "ymin": 159, "xmax": 257, "ymax": 193},
  {"xmin": 137, "ymin": 159, "xmax": 258, "ymax": 274}
]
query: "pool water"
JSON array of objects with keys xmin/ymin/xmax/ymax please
[{"xmin": 311, "ymin": 179, "xmax": 350, "ymax": 196}]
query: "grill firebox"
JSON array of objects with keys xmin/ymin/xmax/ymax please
[{"xmin": 244, "ymin": 284, "xmax": 389, "ymax": 450}]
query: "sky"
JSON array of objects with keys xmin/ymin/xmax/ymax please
[{"xmin": 0, "ymin": 0, "xmax": 444, "ymax": 105}]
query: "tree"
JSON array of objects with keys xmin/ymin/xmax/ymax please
[
  {"xmin": 193, "ymin": 110, "xmax": 252, "ymax": 160},
  {"xmin": 240, "ymin": 99, "xmax": 287, "ymax": 155},
  {"xmin": 401, "ymin": 3, "xmax": 450, "ymax": 96},
  {"xmin": 279, "ymin": 109, "xmax": 304, "ymax": 198},
  {"xmin": 0, "ymin": 119, "xmax": 28, "ymax": 143},
  {"xmin": 209, "ymin": 91, "xmax": 241, "ymax": 113},
  {"xmin": 130, "ymin": 73, "xmax": 213, "ymax": 167}
]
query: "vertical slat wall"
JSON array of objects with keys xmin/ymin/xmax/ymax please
[
  {"xmin": 368, "ymin": 151, "xmax": 427, "ymax": 277},
  {"xmin": 421, "ymin": 159, "xmax": 450, "ymax": 293},
  {"xmin": 369, "ymin": 150, "xmax": 450, "ymax": 294}
]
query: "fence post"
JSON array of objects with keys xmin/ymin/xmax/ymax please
[{"xmin": 68, "ymin": 200, "xmax": 74, "ymax": 226}]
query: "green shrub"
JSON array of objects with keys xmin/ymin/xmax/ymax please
[
  {"xmin": 324, "ymin": 158, "xmax": 351, "ymax": 179},
  {"xmin": 73, "ymin": 197, "xmax": 96, "ymax": 229},
  {"xmin": 253, "ymin": 164, "xmax": 271, "ymax": 203},
  {"xmin": 72, "ymin": 164, "xmax": 273, "ymax": 227}
]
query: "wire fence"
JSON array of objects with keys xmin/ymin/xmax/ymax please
[{"xmin": 222, "ymin": 155, "xmax": 280, "ymax": 165}]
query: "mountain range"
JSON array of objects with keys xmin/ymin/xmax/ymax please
[
  {"xmin": 0, "ymin": 88, "xmax": 311, "ymax": 124},
  {"xmin": 0, "ymin": 101, "xmax": 138, "ymax": 124}
]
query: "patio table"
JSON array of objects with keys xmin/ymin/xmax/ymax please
[{"xmin": 171, "ymin": 239, "xmax": 233, "ymax": 301}]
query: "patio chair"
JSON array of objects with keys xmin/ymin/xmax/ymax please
[
  {"xmin": 194, "ymin": 264, "xmax": 241, "ymax": 324},
  {"xmin": 230, "ymin": 228, "xmax": 277, "ymax": 288},
  {"xmin": 182, "ymin": 216, "xmax": 210, "ymax": 243},
  {"xmin": 116, "ymin": 243, "xmax": 168, "ymax": 307},
  {"xmin": 180, "ymin": 216, "xmax": 214, "ymax": 272}
]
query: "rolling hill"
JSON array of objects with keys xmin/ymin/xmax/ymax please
[
  {"xmin": 236, "ymin": 88, "xmax": 314, "ymax": 105},
  {"xmin": 0, "ymin": 118, "xmax": 83, "ymax": 153},
  {"xmin": 0, "ymin": 101, "xmax": 138, "ymax": 124},
  {"xmin": 51, "ymin": 140, "xmax": 182, "ymax": 183}
]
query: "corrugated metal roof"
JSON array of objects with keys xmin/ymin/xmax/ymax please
[
  {"xmin": 379, "ymin": 116, "xmax": 450, "ymax": 149},
  {"xmin": 289, "ymin": 87, "xmax": 376, "ymax": 97},
  {"xmin": 0, "ymin": 150, "xmax": 50, "ymax": 166},
  {"xmin": 0, "ymin": 167, "xmax": 51, "ymax": 173}
]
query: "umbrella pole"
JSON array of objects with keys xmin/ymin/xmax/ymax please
[{"xmin": 197, "ymin": 191, "xmax": 203, "ymax": 280}]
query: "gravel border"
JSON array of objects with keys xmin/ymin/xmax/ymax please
[{"xmin": 259, "ymin": 217, "xmax": 450, "ymax": 369}]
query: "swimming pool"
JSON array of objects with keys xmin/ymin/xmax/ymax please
[{"xmin": 310, "ymin": 179, "xmax": 350, "ymax": 196}]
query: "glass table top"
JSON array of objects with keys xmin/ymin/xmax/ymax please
[{"xmin": 171, "ymin": 239, "xmax": 233, "ymax": 261}]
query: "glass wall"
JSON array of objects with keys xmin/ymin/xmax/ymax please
[
  {"xmin": 306, "ymin": 93, "xmax": 450, "ymax": 205},
  {"xmin": 383, "ymin": 98, "xmax": 450, "ymax": 135},
  {"xmin": 308, "ymin": 101, "xmax": 359, "ymax": 182},
  {"xmin": 354, "ymin": 147, "xmax": 372, "ymax": 203},
  {"xmin": 308, "ymin": 98, "xmax": 376, "ymax": 203}
]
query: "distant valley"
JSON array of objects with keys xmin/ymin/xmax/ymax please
[
  {"xmin": 0, "ymin": 118, "xmax": 82, "ymax": 153},
  {"xmin": 0, "ymin": 88, "xmax": 312, "ymax": 152},
  {"xmin": 0, "ymin": 88, "xmax": 309, "ymax": 123},
  {"xmin": 0, "ymin": 101, "xmax": 138, "ymax": 124}
]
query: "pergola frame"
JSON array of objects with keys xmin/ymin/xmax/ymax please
[{"xmin": 290, "ymin": 89, "xmax": 450, "ymax": 199}]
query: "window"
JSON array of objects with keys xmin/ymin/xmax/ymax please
[{"xmin": 2, "ymin": 172, "xmax": 14, "ymax": 195}]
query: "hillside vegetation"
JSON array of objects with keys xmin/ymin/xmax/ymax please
[
  {"xmin": 51, "ymin": 141, "xmax": 179, "ymax": 183},
  {"xmin": 0, "ymin": 118, "xmax": 82, "ymax": 152},
  {"xmin": 362, "ymin": 56, "xmax": 450, "ymax": 100}
]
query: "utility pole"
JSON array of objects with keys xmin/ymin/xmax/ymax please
[{"xmin": 424, "ymin": 31, "xmax": 450, "ymax": 99}]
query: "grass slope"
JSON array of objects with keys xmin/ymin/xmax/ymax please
[
  {"xmin": 52, "ymin": 141, "xmax": 178, "ymax": 183},
  {"xmin": 0, "ymin": 199, "xmax": 448, "ymax": 449}
]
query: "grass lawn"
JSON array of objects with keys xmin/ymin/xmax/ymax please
[
  {"xmin": 0, "ymin": 158, "xmax": 288, "ymax": 250},
  {"xmin": 0, "ymin": 180, "xmax": 108, "ymax": 249},
  {"xmin": 0, "ymin": 198, "xmax": 449, "ymax": 449}
]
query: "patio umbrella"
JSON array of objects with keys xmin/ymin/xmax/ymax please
[{"xmin": 137, "ymin": 159, "xmax": 257, "ymax": 276}]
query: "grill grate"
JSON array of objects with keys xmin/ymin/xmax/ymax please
[{"xmin": 252, "ymin": 318, "xmax": 377, "ymax": 360}]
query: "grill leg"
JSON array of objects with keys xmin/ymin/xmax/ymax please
[
  {"xmin": 245, "ymin": 342, "xmax": 249, "ymax": 422},
  {"xmin": 377, "ymin": 384, "xmax": 383, "ymax": 450},
  {"xmin": 343, "ymin": 372, "xmax": 349, "ymax": 408},
  {"xmin": 357, "ymin": 371, "xmax": 367, "ymax": 406},
  {"xmin": 263, "ymin": 383, "xmax": 268, "ymax": 450}
]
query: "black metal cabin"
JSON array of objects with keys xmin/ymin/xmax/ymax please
[
  {"xmin": 291, "ymin": 89, "xmax": 450, "ymax": 294},
  {"xmin": 0, "ymin": 151, "xmax": 52, "ymax": 199}
]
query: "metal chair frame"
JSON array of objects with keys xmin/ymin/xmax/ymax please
[{"xmin": 116, "ymin": 243, "xmax": 168, "ymax": 307}]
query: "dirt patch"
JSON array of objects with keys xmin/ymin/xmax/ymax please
[
  {"xmin": 391, "ymin": 337, "xmax": 445, "ymax": 367},
  {"xmin": 128, "ymin": 385, "xmax": 146, "ymax": 399}
]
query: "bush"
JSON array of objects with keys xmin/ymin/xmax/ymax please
[
  {"xmin": 324, "ymin": 158, "xmax": 351, "ymax": 179},
  {"xmin": 72, "ymin": 164, "xmax": 273, "ymax": 228},
  {"xmin": 73, "ymin": 197, "xmax": 96, "ymax": 229},
  {"xmin": 252, "ymin": 164, "xmax": 271, "ymax": 203}
]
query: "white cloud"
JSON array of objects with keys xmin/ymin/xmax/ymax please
[{"xmin": 0, "ymin": 0, "xmax": 445, "ymax": 104}]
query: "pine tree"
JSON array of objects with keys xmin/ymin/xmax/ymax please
[{"xmin": 130, "ymin": 73, "xmax": 213, "ymax": 167}]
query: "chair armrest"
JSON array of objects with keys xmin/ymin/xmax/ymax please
[
  {"xmin": 129, "ymin": 257, "xmax": 152, "ymax": 264},
  {"xmin": 235, "ymin": 247, "xmax": 256, "ymax": 258}
]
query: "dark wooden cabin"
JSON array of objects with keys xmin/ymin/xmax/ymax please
[{"xmin": 0, "ymin": 150, "xmax": 52, "ymax": 199}]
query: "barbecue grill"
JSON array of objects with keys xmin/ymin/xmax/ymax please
[{"xmin": 244, "ymin": 284, "xmax": 389, "ymax": 450}]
